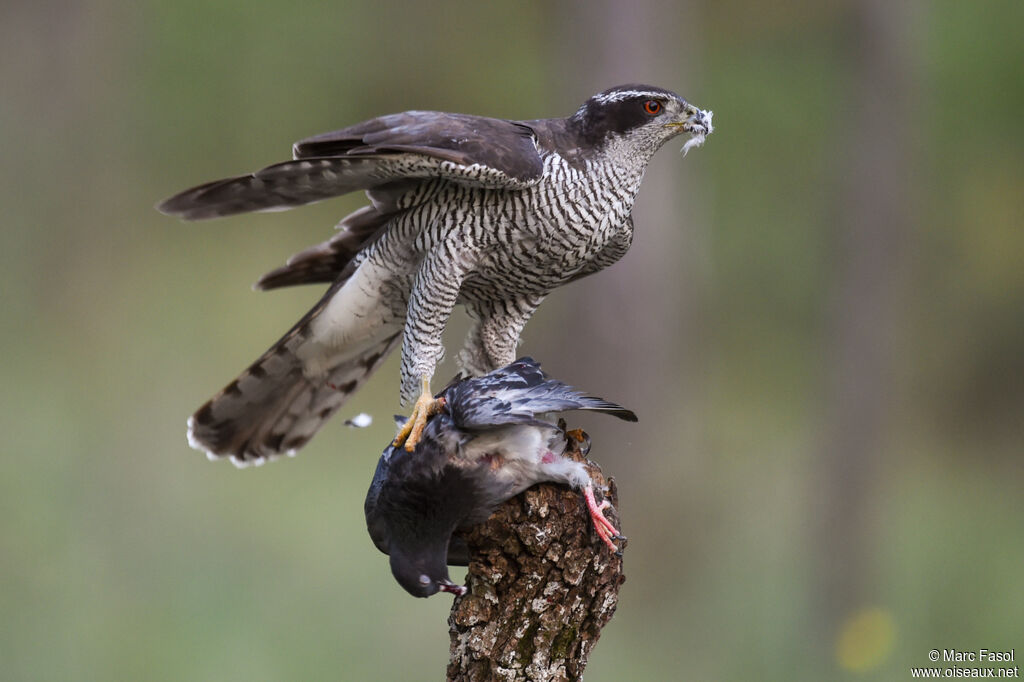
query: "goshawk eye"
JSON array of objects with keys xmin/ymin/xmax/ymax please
[{"xmin": 643, "ymin": 100, "xmax": 662, "ymax": 115}]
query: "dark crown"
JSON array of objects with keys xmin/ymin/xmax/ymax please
[{"xmin": 571, "ymin": 84, "xmax": 681, "ymax": 145}]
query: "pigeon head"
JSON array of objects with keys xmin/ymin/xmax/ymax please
[
  {"xmin": 571, "ymin": 84, "xmax": 713, "ymax": 156},
  {"xmin": 369, "ymin": 433, "xmax": 476, "ymax": 598},
  {"xmin": 388, "ymin": 542, "xmax": 467, "ymax": 599},
  {"xmin": 384, "ymin": 467, "xmax": 470, "ymax": 598}
]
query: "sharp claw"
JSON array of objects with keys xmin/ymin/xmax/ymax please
[
  {"xmin": 403, "ymin": 410, "xmax": 428, "ymax": 452},
  {"xmin": 392, "ymin": 376, "xmax": 442, "ymax": 451}
]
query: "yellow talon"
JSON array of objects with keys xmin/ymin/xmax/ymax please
[{"xmin": 392, "ymin": 376, "xmax": 445, "ymax": 451}]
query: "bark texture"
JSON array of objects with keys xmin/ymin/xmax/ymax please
[{"xmin": 447, "ymin": 431, "xmax": 625, "ymax": 682}]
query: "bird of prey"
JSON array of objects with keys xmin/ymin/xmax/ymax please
[
  {"xmin": 159, "ymin": 84, "xmax": 712, "ymax": 466},
  {"xmin": 364, "ymin": 358, "xmax": 637, "ymax": 598}
]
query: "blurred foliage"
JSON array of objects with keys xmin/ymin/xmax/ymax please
[{"xmin": 1, "ymin": 1, "xmax": 1021, "ymax": 680}]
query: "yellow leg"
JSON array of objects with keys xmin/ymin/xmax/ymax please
[{"xmin": 392, "ymin": 376, "xmax": 445, "ymax": 452}]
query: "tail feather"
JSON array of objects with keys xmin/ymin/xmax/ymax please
[
  {"xmin": 254, "ymin": 205, "xmax": 391, "ymax": 291},
  {"xmin": 188, "ymin": 331, "xmax": 401, "ymax": 467}
]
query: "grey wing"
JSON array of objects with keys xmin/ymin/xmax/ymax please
[
  {"xmin": 292, "ymin": 111, "xmax": 543, "ymax": 185},
  {"xmin": 157, "ymin": 111, "xmax": 542, "ymax": 221},
  {"xmin": 444, "ymin": 358, "xmax": 638, "ymax": 429}
]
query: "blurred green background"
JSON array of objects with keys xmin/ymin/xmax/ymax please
[{"xmin": 2, "ymin": 1, "xmax": 1021, "ymax": 680}]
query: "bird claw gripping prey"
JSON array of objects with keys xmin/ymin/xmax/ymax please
[
  {"xmin": 364, "ymin": 358, "xmax": 637, "ymax": 598},
  {"xmin": 392, "ymin": 376, "xmax": 444, "ymax": 451},
  {"xmin": 160, "ymin": 84, "xmax": 709, "ymax": 467}
]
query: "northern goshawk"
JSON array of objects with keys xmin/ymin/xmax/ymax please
[{"xmin": 159, "ymin": 84, "xmax": 712, "ymax": 466}]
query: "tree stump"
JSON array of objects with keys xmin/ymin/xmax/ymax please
[{"xmin": 447, "ymin": 431, "xmax": 625, "ymax": 682}]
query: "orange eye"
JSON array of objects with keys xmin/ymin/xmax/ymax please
[{"xmin": 643, "ymin": 99, "xmax": 662, "ymax": 115}]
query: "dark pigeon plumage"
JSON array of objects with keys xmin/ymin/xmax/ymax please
[{"xmin": 364, "ymin": 358, "xmax": 637, "ymax": 598}]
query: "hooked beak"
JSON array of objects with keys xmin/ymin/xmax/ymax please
[{"xmin": 438, "ymin": 579, "xmax": 467, "ymax": 596}]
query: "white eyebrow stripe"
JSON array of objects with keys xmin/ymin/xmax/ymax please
[{"xmin": 591, "ymin": 90, "xmax": 668, "ymax": 104}]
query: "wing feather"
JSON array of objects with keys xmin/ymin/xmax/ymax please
[
  {"xmin": 159, "ymin": 111, "xmax": 543, "ymax": 221},
  {"xmin": 293, "ymin": 111, "xmax": 543, "ymax": 184},
  {"xmin": 444, "ymin": 358, "xmax": 638, "ymax": 429}
]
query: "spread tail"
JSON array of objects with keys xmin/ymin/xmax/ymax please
[{"xmin": 187, "ymin": 331, "xmax": 400, "ymax": 467}]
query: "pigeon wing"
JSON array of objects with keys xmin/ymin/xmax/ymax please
[{"xmin": 444, "ymin": 358, "xmax": 638, "ymax": 429}]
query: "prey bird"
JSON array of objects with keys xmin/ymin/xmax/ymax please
[
  {"xmin": 364, "ymin": 358, "xmax": 637, "ymax": 598},
  {"xmin": 159, "ymin": 85, "xmax": 712, "ymax": 465}
]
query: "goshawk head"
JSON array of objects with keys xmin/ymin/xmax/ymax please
[{"xmin": 572, "ymin": 83, "xmax": 714, "ymax": 156}]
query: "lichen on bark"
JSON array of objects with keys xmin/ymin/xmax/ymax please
[{"xmin": 446, "ymin": 431, "xmax": 625, "ymax": 682}]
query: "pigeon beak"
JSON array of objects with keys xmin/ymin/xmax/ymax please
[{"xmin": 438, "ymin": 580, "xmax": 468, "ymax": 596}]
